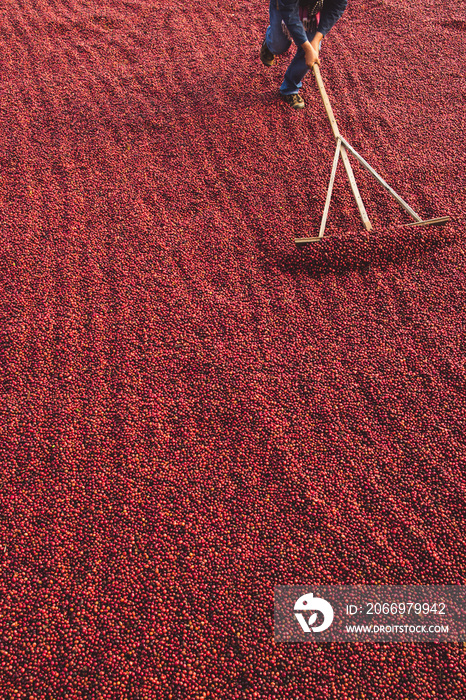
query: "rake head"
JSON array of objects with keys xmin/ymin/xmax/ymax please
[{"xmin": 295, "ymin": 216, "xmax": 451, "ymax": 247}]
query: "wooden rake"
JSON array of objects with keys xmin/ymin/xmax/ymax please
[{"xmin": 295, "ymin": 64, "xmax": 450, "ymax": 246}]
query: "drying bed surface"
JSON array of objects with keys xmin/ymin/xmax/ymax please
[{"xmin": 0, "ymin": 0, "xmax": 465, "ymax": 697}]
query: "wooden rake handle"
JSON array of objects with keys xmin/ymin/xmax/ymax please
[{"xmin": 312, "ymin": 63, "xmax": 341, "ymax": 141}]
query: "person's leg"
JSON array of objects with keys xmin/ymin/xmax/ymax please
[
  {"xmin": 280, "ymin": 45, "xmax": 307, "ymax": 95},
  {"xmin": 265, "ymin": 0, "xmax": 292, "ymax": 56},
  {"xmin": 280, "ymin": 28, "xmax": 319, "ymax": 95}
]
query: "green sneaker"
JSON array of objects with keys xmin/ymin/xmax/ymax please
[{"xmin": 281, "ymin": 93, "xmax": 305, "ymax": 110}]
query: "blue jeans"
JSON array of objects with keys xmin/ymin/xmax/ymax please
[{"xmin": 265, "ymin": 0, "xmax": 318, "ymax": 95}]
